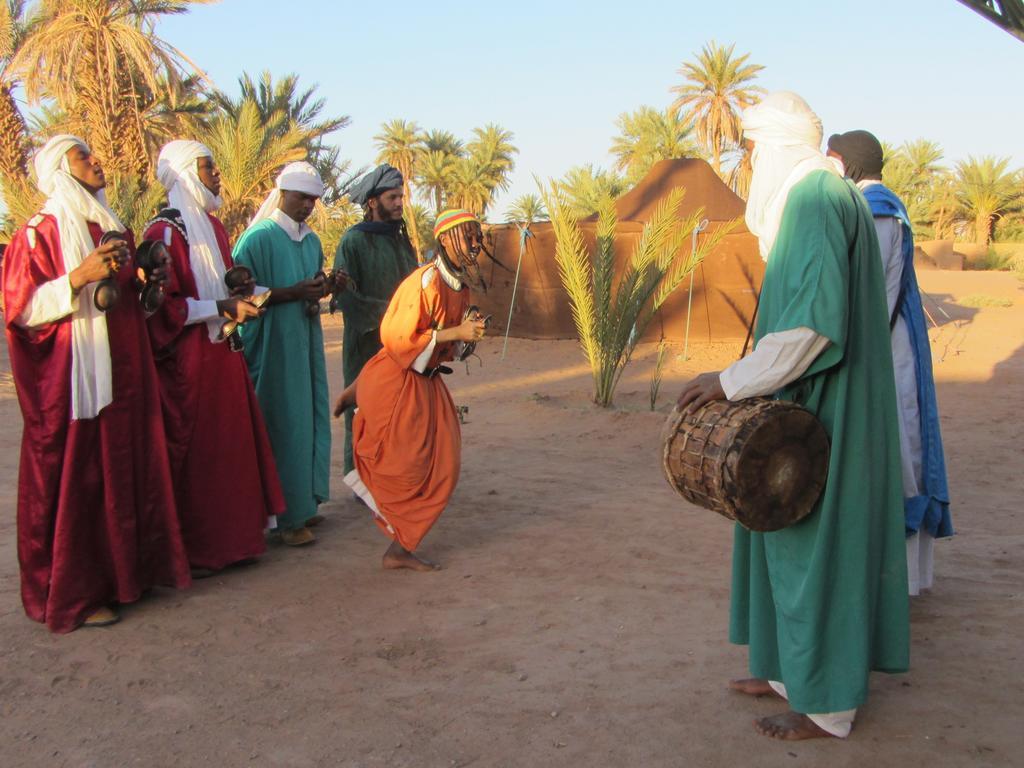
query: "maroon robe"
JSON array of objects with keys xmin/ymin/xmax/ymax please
[
  {"xmin": 143, "ymin": 214, "xmax": 284, "ymax": 570},
  {"xmin": 2, "ymin": 214, "xmax": 191, "ymax": 633}
]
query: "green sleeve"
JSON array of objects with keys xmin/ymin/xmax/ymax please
[
  {"xmin": 232, "ymin": 226, "xmax": 268, "ymax": 281},
  {"xmin": 334, "ymin": 231, "xmax": 389, "ymax": 335}
]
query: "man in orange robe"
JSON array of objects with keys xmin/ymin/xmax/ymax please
[{"xmin": 336, "ymin": 209, "xmax": 489, "ymax": 570}]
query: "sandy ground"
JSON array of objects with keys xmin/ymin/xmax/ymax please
[{"xmin": 0, "ymin": 270, "xmax": 1021, "ymax": 768}]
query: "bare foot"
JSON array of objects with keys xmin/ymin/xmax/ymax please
[
  {"xmin": 382, "ymin": 541, "xmax": 441, "ymax": 571},
  {"xmin": 754, "ymin": 711, "xmax": 834, "ymax": 740},
  {"xmin": 729, "ymin": 678, "xmax": 784, "ymax": 699}
]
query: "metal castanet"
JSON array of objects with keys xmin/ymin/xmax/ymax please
[{"xmin": 661, "ymin": 398, "xmax": 830, "ymax": 532}]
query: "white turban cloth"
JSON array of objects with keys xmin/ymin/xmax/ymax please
[
  {"xmin": 249, "ymin": 161, "xmax": 324, "ymax": 239},
  {"xmin": 35, "ymin": 134, "xmax": 125, "ymax": 419},
  {"xmin": 156, "ymin": 140, "xmax": 228, "ymax": 341},
  {"xmin": 742, "ymin": 91, "xmax": 839, "ymax": 260}
]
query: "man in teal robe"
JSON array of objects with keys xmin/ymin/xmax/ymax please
[
  {"xmin": 331, "ymin": 164, "xmax": 418, "ymax": 474},
  {"xmin": 678, "ymin": 92, "xmax": 909, "ymax": 740},
  {"xmin": 234, "ymin": 162, "xmax": 338, "ymax": 547}
]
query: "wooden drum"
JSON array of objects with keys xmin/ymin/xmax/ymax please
[{"xmin": 661, "ymin": 398, "xmax": 830, "ymax": 532}]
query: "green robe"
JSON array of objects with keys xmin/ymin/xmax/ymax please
[
  {"xmin": 729, "ymin": 171, "xmax": 910, "ymax": 714},
  {"xmin": 332, "ymin": 226, "xmax": 417, "ymax": 473},
  {"xmin": 232, "ymin": 220, "xmax": 330, "ymax": 531}
]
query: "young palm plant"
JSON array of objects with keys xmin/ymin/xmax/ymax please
[{"xmin": 544, "ymin": 183, "xmax": 735, "ymax": 407}]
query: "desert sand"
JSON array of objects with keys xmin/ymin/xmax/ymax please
[{"xmin": 0, "ymin": 270, "xmax": 1020, "ymax": 768}]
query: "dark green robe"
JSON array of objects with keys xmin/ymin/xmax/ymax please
[
  {"xmin": 729, "ymin": 171, "xmax": 910, "ymax": 714},
  {"xmin": 232, "ymin": 220, "xmax": 331, "ymax": 532},
  {"xmin": 333, "ymin": 226, "xmax": 417, "ymax": 473}
]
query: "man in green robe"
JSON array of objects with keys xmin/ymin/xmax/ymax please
[
  {"xmin": 678, "ymin": 92, "xmax": 909, "ymax": 740},
  {"xmin": 233, "ymin": 162, "xmax": 339, "ymax": 547},
  {"xmin": 331, "ymin": 164, "xmax": 418, "ymax": 474}
]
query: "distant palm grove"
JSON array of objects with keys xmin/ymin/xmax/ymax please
[{"xmin": 0, "ymin": 2, "xmax": 1021, "ymax": 259}]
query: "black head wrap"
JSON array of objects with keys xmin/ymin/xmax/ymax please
[
  {"xmin": 349, "ymin": 163, "xmax": 404, "ymax": 206},
  {"xmin": 827, "ymin": 130, "xmax": 884, "ymax": 183}
]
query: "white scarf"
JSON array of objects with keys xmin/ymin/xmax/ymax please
[
  {"xmin": 35, "ymin": 135, "xmax": 124, "ymax": 420},
  {"xmin": 742, "ymin": 91, "xmax": 839, "ymax": 261},
  {"xmin": 249, "ymin": 161, "xmax": 324, "ymax": 243},
  {"xmin": 156, "ymin": 140, "xmax": 228, "ymax": 341}
]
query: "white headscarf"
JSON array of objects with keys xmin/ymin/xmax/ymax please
[
  {"xmin": 35, "ymin": 134, "xmax": 124, "ymax": 420},
  {"xmin": 156, "ymin": 140, "xmax": 227, "ymax": 341},
  {"xmin": 742, "ymin": 91, "xmax": 839, "ymax": 260},
  {"xmin": 249, "ymin": 161, "xmax": 324, "ymax": 242}
]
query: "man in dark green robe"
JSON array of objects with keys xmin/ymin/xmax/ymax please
[
  {"xmin": 678, "ymin": 92, "xmax": 909, "ymax": 740},
  {"xmin": 332, "ymin": 164, "xmax": 417, "ymax": 474}
]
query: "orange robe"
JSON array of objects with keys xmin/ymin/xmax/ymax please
[{"xmin": 346, "ymin": 263, "xmax": 470, "ymax": 551}]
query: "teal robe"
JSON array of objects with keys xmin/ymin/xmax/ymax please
[
  {"xmin": 332, "ymin": 225, "xmax": 417, "ymax": 473},
  {"xmin": 729, "ymin": 171, "xmax": 910, "ymax": 714},
  {"xmin": 233, "ymin": 220, "xmax": 330, "ymax": 531}
]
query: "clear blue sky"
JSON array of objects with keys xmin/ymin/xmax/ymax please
[{"xmin": 160, "ymin": 0, "xmax": 1019, "ymax": 217}]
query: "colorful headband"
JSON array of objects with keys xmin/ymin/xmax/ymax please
[{"xmin": 433, "ymin": 208, "xmax": 478, "ymax": 239}]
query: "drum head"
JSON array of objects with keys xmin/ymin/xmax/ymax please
[{"xmin": 730, "ymin": 403, "xmax": 829, "ymax": 532}]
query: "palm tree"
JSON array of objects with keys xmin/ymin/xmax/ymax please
[
  {"xmin": 200, "ymin": 99, "xmax": 308, "ymax": 237},
  {"xmin": 0, "ymin": 0, "xmax": 38, "ymax": 231},
  {"xmin": 556, "ymin": 164, "xmax": 627, "ymax": 219},
  {"xmin": 610, "ymin": 106, "xmax": 701, "ymax": 185},
  {"xmin": 421, "ymin": 129, "xmax": 463, "ymax": 157},
  {"xmin": 724, "ymin": 142, "xmax": 753, "ymax": 199},
  {"xmin": 416, "ymin": 129, "xmax": 463, "ymax": 214},
  {"xmin": 955, "ymin": 156, "xmax": 1021, "ymax": 246},
  {"xmin": 309, "ymin": 196, "xmax": 362, "ymax": 259},
  {"xmin": 445, "ymin": 156, "xmax": 492, "ymax": 217},
  {"xmin": 506, "ymin": 193, "xmax": 547, "ymax": 225},
  {"xmin": 374, "ymin": 118, "xmax": 423, "ymax": 253},
  {"xmin": 670, "ymin": 41, "xmax": 764, "ymax": 177},
  {"xmin": 465, "ymin": 123, "xmax": 517, "ymax": 198},
  {"xmin": 211, "ymin": 71, "xmax": 349, "ymax": 199},
  {"xmin": 417, "ymin": 149, "xmax": 457, "ymax": 214},
  {"xmin": 12, "ymin": 0, "xmax": 216, "ymax": 179}
]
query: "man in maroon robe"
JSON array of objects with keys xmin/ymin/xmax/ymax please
[
  {"xmin": 2, "ymin": 134, "xmax": 191, "ymax": 632},
  {"xmin": 145, "ymin": 140, "xmax": 285, "ymax": 576}
]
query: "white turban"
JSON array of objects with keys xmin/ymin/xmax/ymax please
[
  {"xmin": 248, "ymin": 161, "xmax": 324, "ymax": 241},
  {"xmin": 34, "ymin": 134, "xmax": 124, "ymax": 419},
  {"xmin": 156, "ymin": 140, "xmax": 227, "ymax": 341},
  {"xmin": 742, "ymin": 91, "xmax": 839, "ymax": 260}
]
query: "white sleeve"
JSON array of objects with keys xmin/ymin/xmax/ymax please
[
  {"xmin": 411, "ymin": 331, "xmax": 438, "ymax": 374},
  {"xmin": 874, "ymin": 217, "xmax": 904, "ymax": 317},
  {"xmin": 186, "ymin": 298, "xmax": 220, "ymax": 325},
  {"xmin": 719, "ymin": 327, "xmax": 830, "ymax": 400},
  {"xmin": 15, "ymin": 275, "xmax": 80, "ymax": 328}
]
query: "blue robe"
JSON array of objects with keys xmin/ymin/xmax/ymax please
[{"xmin": 862, "ymin": 184, "xmax": 953, "ymax": 539}]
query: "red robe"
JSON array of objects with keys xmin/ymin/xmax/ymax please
[
  {"xmin": 2, "ymin": 214, "xmax": 191, "ymax": 633},
  {"xmin": 143, "ymin": 214, "xmax": 284, "ymax": 570},
  {"xmin": 350, "ymin": 264, "xmax": 470, "ymax": 551}
]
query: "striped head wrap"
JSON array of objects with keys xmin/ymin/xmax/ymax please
[{"xmin": 433, "ymin": 208, "xmax": 478, "ymax": 239}]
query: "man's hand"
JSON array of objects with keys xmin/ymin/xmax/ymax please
[
  {"xmin": 457, "ymin": 315, "xmax": 488, "ymax": 342},
  {"xmin": 677, "ymin": 371, "xmax": 727, "ymax": 413},
  {"xmin": 292, "ymin": 276, "xmax": 329, "ymax": 302},
  {"xmin": 139, "ymin": 250, "xmax": 171, "ymax": 288},
  {"xmin": 329, "ymin": 270, "xmax": 350, "ymax": 293},
  {"xmin": 216, "ymin": 297, "xmax": 262, "ymax": 324},
  {"xmin": 229, "ymin": 275, "xmax": 256, "ymax": 298},
  {"xmin": 69, "ymin": 240, "xmax": 125, "ymax": 292}
]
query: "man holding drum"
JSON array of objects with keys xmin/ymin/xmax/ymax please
[{"xmin": 677, "ymin": 92, "xmax": 909, "ymax": 740}]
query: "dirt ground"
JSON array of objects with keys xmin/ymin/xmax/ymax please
[{"xmin": 0, "ymin": 271, "xmax": 1021, "ymax": 768}]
